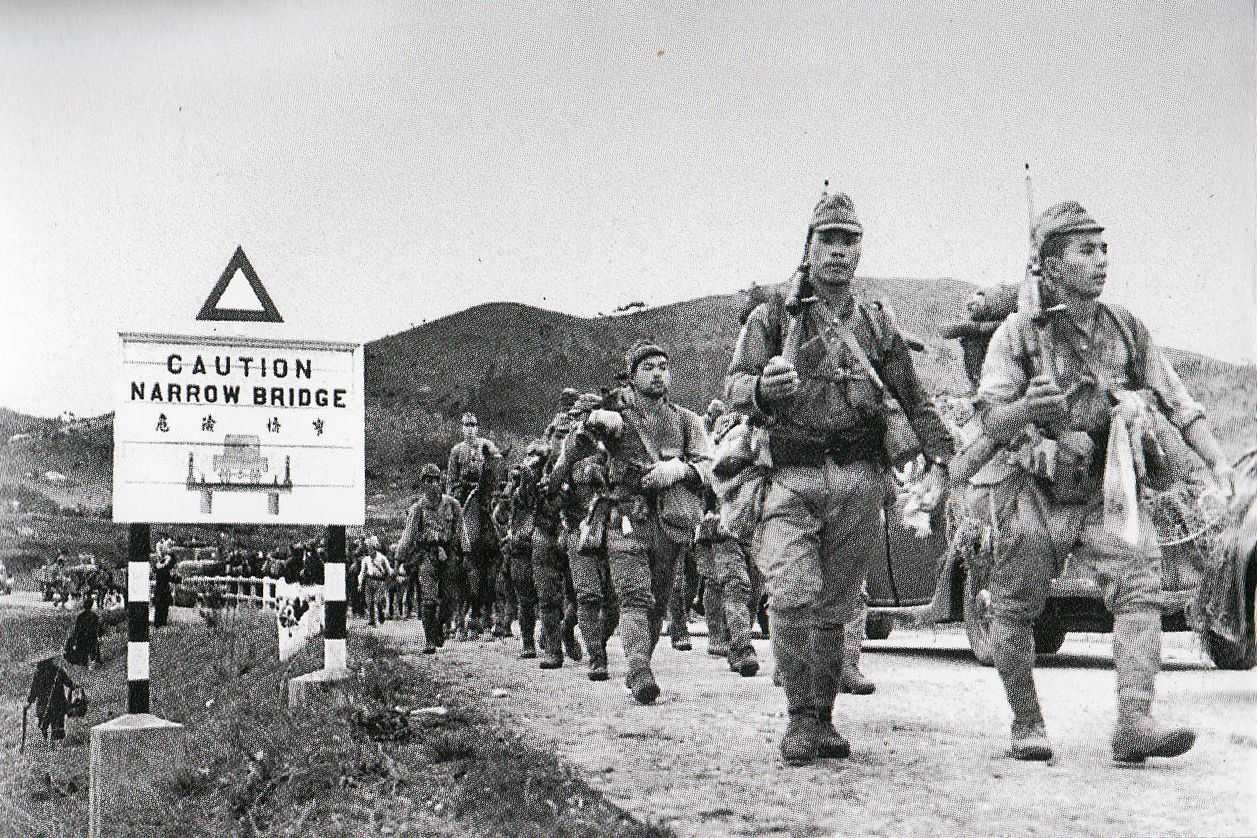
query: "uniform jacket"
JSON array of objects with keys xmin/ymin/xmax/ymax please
[
  {"xmin": 725, "ymin": 290, "xmax": 954, "ymax": 464},
  {"xmin": 555, "ymin": 388, "xmax": 711, "ymax": 502},
  {"xmin": 976, "ymin": 302, "xmax": 1205, "ymax": 483},
  {"xmin": 396, "ymin": 493, "xmax": 469, "ymax": 564},
  {"xmin": 447, "ymin": 437, "xmax": 501, "ymax": 493}
]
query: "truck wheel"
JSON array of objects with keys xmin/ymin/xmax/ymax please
[
  {"xmin": 963, "ymin": 570, "xmax": 994, "ymax": 666},
  {"xmin": 865, "ymin": 614, "xmax": 893, "ymax": 641},
  {"xmin": 1032, "ymin": 620, "xmax": 1067, "ymax": 654}
]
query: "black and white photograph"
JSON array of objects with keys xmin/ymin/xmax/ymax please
[{"xmin": 2, "ymin": 3, "xmax": 1255, "ymax": 836}]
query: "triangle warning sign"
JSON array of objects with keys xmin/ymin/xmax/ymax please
[{"xmin": 196, "ymin": 246, "xmax": 284, "ymax": 322}]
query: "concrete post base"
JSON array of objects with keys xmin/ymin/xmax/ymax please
[
  {"xmin": 286, "ymin": 667, "xmax": 350, "ymax": 710},
  {"xmin": 89, "ymin": 713, "xmax": 186, "ymax": 838}
]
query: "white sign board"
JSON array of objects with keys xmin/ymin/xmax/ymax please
[{"xmin": 113, "ymin": 332, "xmax": 365, "ymax": 525}]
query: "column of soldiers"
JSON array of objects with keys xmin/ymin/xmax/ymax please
[{"xmin": 374, "ymin": 187, "xmax": 1233, "ymax": 771}]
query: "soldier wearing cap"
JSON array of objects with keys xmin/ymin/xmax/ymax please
[
  {"xmin": 549, "ymin": 392, "xmax": 621, "ymax": 680},
  {"xmin": 975, "ymin": 200, "xmax": 1233, "ymax": 763},
  {"xmin": 395, "ymin": 463, "xmax": 470, "ymax": 653},
  {"xmin": 725, "ymin": 190, "xmax": 954, "ymax": 765},
  {"xmin": 561, "ymin": 342, "xmax": 711, "ymax": 703}
]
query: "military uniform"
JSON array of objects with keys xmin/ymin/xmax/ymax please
[
  {"xmin": 976, "ymin": 200, "xmax": 1216, "ymax": 763},
  {"xmin": 532, "ymin": 411, "xmax": 583, "ymax": 668},
  {"xmin": 550, "ymin": 396, "xmax": 621, "ymax": 680},
  {"xmin": 694, "ymin": 510, "xmax": 762, "ymax": 676},
  {"xmin": 564, "ymin": 368, "xmax": 711, "ymax": 704},
  {"xmin": 396, "ymin": 472, "xmax": 469, "ymax": 653},
  {"xmin": 725, "ymin": 191, "xmax": 953, "ymax": 763},
  {"xmin": 489, "ymin": 487, "xmax": 517, "ymax": 636},
  {"xmin": 504, "ymin": 447, "xmax": 545, "ymax": 658}
]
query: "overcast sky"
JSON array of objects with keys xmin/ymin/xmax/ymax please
[{"xmin": 2, "ymin": 1, "xmax": 1254, "ymax": 418}]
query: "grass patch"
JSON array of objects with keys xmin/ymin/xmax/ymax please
[{"xmin": 0, "ymin": 606, "xmax": 672, "ymax": 837}]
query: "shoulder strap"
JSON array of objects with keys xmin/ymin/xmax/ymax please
[
  {"xmin": 812, "ymin": 298, "xmax": 886, "ymax": 393},
  {"xmin": 1099, "ymin": 303, "xmax": 1146, "ymax": 387}
]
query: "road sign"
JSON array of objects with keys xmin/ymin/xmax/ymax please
[
  {"xmin": 112, "ymin": 332, "xmax": 364, "ymax": 525},
  {"xmin": 196, "ymin": 246, "xmax": 284, "ymax": 322}
]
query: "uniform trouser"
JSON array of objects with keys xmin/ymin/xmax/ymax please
[
  {"xmin": 985, "ymin": 473, "xmax": 1164, "ymax": 726},
  {"xmin": 667, "ymin": 548, "xmax": 700, "ymax": 640},
  {"xmin": 362, "ymin": 578, "xmax": 388, "ymax": 624},
  {"xmin": 705, "ymin": 536, "xmax": 762, "ymax": 661},
  {"xmin": 756, "ymin": 460, "xmax": 885, "ymax": 719},
  {"xmin": 532, "ymin": 526, "xmax": 570, "ymax": 660},
  {"xmin": 606, "ymin": 505, "xmax": 687, "ymax": 684},
  {"xmin": 397, "ymin": 576, "xmax": 418, "ymax": 618},
  {"xmin": 440, "ymin": 553, "xmax": 465, "ymax": 632},
  {"xmin": 509, "ymin": 536, "xmax": 537, "ymax": 648},
  {"xmin": 567, "ymin": 529, "xmax": 620, "ymax": 666}
]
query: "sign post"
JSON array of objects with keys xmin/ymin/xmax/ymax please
[{"xmin": 92, "ymin": 249, "xmax": 365, "ymax": 836}]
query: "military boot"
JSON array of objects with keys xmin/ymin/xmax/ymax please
[
  {"xmin": 705, "ymin": 579, "xmax": 729, "ymax": 657},
  {"xmin": 620, "ymin": 608, "xmax": 660, "ymax": 704},
  {"xmin": 518, "ymin": 605, "xmax": 537, "ymax": 659},
  {"xmin": 772, "ymin": 607, "xmax": 819, "ymax": 765},
  {"xmin": 993, "ymin": 617, "xmax": 1053, "ymax": 761},
  {"xmin": 811, "ymin": 624, "xmax": 851, "ymax": 756},
  {"xmin": 838, "ymin": 610, "xmax": 876, "ymax": 695},
  {"xmin": 578, "ymin": 604, "xmax": 608, "ymax": 681},
  {"xmin": 1111, "ymin": 611, "xmax": 1195, "ymax": 764},
  {"xmin": 421, "ymin": 604, "xmax": 439, "ymax": 654},
  {"xmin": 724, "ymin": 583, "xmax": 759, "ymax": 677},
  {"xmin": 562, "ymin": 609, "xmax": 584, "ymax": 662},
  {"xmin": 539, "ymin": 610, "xmax": 564, "ymax": 669}
]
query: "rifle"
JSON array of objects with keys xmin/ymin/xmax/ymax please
[{"xmin": 948, "ymin": 165, "xmax": 1069, "ymax": 488}]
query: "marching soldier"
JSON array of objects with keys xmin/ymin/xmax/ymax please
[
  {"xmin": 504, "ymin": 440, "xmax": 550, "ymax": 659},
  {"xmin": 550, "ymin": 392, "xmax": 621, "ymax": 681},
  {"xmin": 533, "ymin": 409, "xmax": 584, "ymax": 668},
  {"xmin": 974, "ymin": 200, "xmax": 1234, "ymax": 762},
  {"xmin": 725, "ymin": 190, "xmax": 953, "ymax": 764},
  {"xmin": 568, "ymin": 341, "xmax": 711, "ymax": 703},
  {"xmin": 395, "ymin": 463, "xmax": 470, "ymax": 654}
]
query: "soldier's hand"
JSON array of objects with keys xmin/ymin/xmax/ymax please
[
  {"xmin": 758, "ymin": 356, "xmax": 799, "ymax": 402},
  {"xmin": 1210, "ymin": 462, "xmax": 1236, "ymax": 501},
  {"xmin": 1022, "ymin": 375, "xmax": 1067, "ymax": 425},
  {"xmin": 584, "ymin": 409, "xmax": 624, "ymax": 438}
]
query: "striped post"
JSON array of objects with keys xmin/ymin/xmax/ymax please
[
  {"xmin": 126, "ymin": 523, "xmax": 151, "ymax": 715},
  {"xmin": 324, "ymin": 525, "xmax": 347, "ymax": 673}
]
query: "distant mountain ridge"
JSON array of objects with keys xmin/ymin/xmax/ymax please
[{"xmin": 4, "ymin": 276, "xmax": 1256, "ymax": 506}]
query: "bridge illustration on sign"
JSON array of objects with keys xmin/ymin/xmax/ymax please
[{"xmin": 187, "ymin": 434, "xmax": 294, "ymax": 515}]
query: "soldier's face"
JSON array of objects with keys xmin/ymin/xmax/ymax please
[
  {"xmin": 633, "ymin": 356, "xmax": 671, "ymax": 397},
  {"xmin": 808, "ymin": 227, "xmax": 862, "ymax": 288},
  {"xmin": 462, "ymin": 420, "xmax": 478, "ymax": 441},
  {"xmin": 1046, "ymin": 232, "xmax": 1108, "ymax": 300}
]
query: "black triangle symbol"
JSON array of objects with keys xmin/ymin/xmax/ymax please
[{"xmin": 196, "ymin": 246, "xmax": 284, "ymax": 322}]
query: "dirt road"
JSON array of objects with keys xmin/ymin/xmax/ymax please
[{"xmin": 370, "ymin": 619, "xmax": 1257, "ymax": 837}]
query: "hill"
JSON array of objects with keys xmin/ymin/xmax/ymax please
[{"xmin": 3, "ymin": 276, "xmax": 1255, "ymax": 507}]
